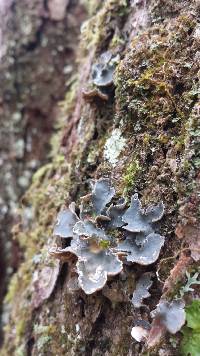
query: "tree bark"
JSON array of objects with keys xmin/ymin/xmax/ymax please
[{"xmin": 0, "ymin": 0, "xmax": 199, "ymax": 355}]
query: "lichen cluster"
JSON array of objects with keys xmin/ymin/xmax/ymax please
[
  {"xmin": 50, "ymin": 178, "xmax": 165, "ymax": 294},
  {"xmin": 91, "ymin": 51, "xmax": 118, "ymax": 87},
  {"xmin": 2, "ymin": 0, "xmax": 199, "ymax": 354}
]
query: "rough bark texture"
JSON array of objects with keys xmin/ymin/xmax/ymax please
[
  {"xmin": 0, "ymin": 0, "xmax": 200, "ymax": 355},
  {"xmin": 0, "ymin": 0, "xmax": 86, "ymax": 347}
]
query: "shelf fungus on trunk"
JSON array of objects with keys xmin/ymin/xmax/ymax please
[{"xmin": 49, "ymin": 178, "xmax": 165, "ymax": 294}]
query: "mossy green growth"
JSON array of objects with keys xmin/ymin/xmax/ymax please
[
  {"xmin": 122, "ymin": 160, "xmax": 141, "ymax": 194},
  {"xmin": 81, "ymin": 0, "xmax": 101, "ymax": 16},
  {"xmin": 34, "ymin": 323, "xmax": 54, "ymax": 352},
  {"xmin": 115, "ymin": 14, "xmax": 197, "ymax": 140},
  {"xmin": 181, "ymin": 300, "xmax": 200, "ymax": 356},
  {"xmin": 32, "ymin": 163, "xmax": 53, "ymax": 183},
  {"xmin": 99, "ymin": 240, "xmax": 110, "ymax": 249},
  {"xmin": 81, "ymin": 0, "xmax": 129, "ymax": 52}
]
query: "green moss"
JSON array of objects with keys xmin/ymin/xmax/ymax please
[
  {"xmin": 157, "ymin": 134, "xmax": 170, "ymax": 145},
  {"xmin": 16, "ymin": 319, "xmax": 27, "ymax": 340},
  {"xmin": 32, "ymin": 163, "xmax": 53, "ymax": 183},
  {"xmin": 99, "ymin": 240, "xmax": 111, "ymax": 249},
  {"xmin": 81, "ymin": 0, "xmax": 129, "ymax": 52},
  {"xmin": 143, "ymin": 133, "xmax": 151, "ymax": 145},
  {"xmin": 81, "ymin": 0, "xmax": 101, "ymax": 16},
  {"xmin": 33, "ymin": 323, "xmax": 55, "ymax": 351},
  {"xmin": 5, "ymin": 273, "xmax": 19, "ymax": 304},
  {"xmin": 115, "ymin": 15, "xmax": 197, "ymax": 135},
  {"xmin": 184, "ymin": 300, "xmax": 200, "ymax": 330},
  {"xmin": 122, "ymin": 160, "xmax": 141, "ymax": 194},
  {"xmin": 110, "ymin": 34, "xmax": 125, "ymax": 49}
]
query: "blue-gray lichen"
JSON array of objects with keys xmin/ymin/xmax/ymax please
[
  {"xmin": 91, "ymin": 178, "xmax": 115, "ymax": 215},
  {"xmin": 53, "ymin": 202, "xmax": 78, "ymax": 239},
  {"xmin": 146, "ymin": 299, "xmax": 186, "ymax": 348},
  {"xmin": 50, "ymin": 237, "xmax": 122, "ymax": 295},
  {"xmin": 50, "ymin": 178, "xmax": 165, "ymax": 294},
  {"xmin": 122, "ymin": 193, "xmax": 164, "ymax": 233},
  {"xmin": 117, "ymin": 232, "xmax": 165, "ymax": 265},
  {"xmin": 132, "ymin": 299, "xmax": 186, "ymax": 345},
  {"xmin": 91, "ymin": 51, "xmax": 118, "ymax": 87},
  {"xmin": 132, "ymin": 272, "xmax": 154, "ymax": 308},
  {"xmin": 151, "ymin": 299, "xmax": 186, "ymax": 334}
]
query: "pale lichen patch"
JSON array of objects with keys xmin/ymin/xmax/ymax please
[{"xmin": 104, "ymin": 128, "xmax": 126, "ymax": 166}]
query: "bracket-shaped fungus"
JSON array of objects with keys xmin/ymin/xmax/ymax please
[
  {"xmin": 132, "ymin": 272, "xmax": 154, "ymax": 308},
  {"xmin": 91, "ymin": 51, "xmax": 117, "ymax": 87},
  {"xmin": 50, "ymin": 178, "xmax": 165, "ymax": 294}
]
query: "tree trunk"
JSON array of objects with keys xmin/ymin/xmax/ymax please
[{"xmin": 1, "ymin": 0, "xmax": 199, "ymax": 355}]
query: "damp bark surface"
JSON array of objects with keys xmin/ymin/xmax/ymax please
[{"xmin": 0, "ymin": 0, "xmax": 199, "ymax": 355}]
